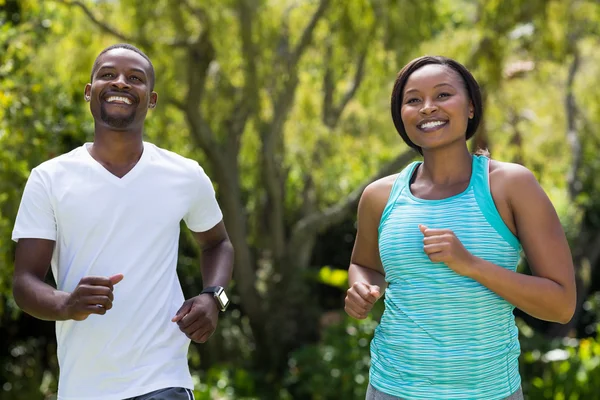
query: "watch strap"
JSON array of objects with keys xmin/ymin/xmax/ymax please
[{"xmin": 201, "ymin": 286, "xmax": 221, "ymax": 294}]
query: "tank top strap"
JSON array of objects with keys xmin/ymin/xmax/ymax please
[
  {"xmin": 378, "ymin": 161, "xmax": 420, "ymax": 235},
  {"xmin": 470, "ymin": 154, "xmax": 489, "ymax": 189},
  {"xmin": 471, "ymin": 155, "xmax": 521, "ymax": 250}
]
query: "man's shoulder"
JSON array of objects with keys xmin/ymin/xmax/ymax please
[
  {"xmin": 145, "ymin": 142, "xmax": 204, "ymax": 173},
  {"xmin": 32, "ymin": 145, "xmax": 87, "ymax": 176}
]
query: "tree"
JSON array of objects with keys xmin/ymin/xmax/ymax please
[
  {"xmin": 4, "ymin": 1, "xmax": 600, "ymax": 398},
  {"xmin": 46, "ymin": 0, "xmax": 440, "ymax": 384},
  {"xmin": 0, "ymin": 2, "xmax": 92, "ymax": 397}
]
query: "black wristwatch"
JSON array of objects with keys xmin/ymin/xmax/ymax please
[{"xmin": 201, "ymin": 286, "xmax": 230, "ymax": 312}]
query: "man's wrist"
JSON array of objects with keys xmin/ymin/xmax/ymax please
[
  {"xmin": 200, "ymin": 286, "xmax": 230, "ymax": 312},
  {"xmin": 55, "ymin": 291, "xmax": 72, "ymax": 321},
  {"xmin": 198, "ymin": 293, "xmax": 220, "ymax": 311}
]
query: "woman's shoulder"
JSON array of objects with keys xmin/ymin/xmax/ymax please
[
  {"xmin": 366, "ymin": 174, "xmax": 398, "ymax": 192},
  {"xmin": 485, "ymin": 159, "xmax": 544, "ymax": 236},
  {"xmin": 488, "ymin": 159, "xmax": 544, "ymax": 210},
  {"xmin": 360, "ymin": 174, "xmax": 400, "ymax": 216},
  {"xmin": 363, "ymin": 159, "xmax": 419, "ymax": 198},
  {"xmin": 489, "ymin": 159, "xmax": 539, "ymax": 186}
]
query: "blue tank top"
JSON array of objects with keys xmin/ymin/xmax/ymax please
[{"xmin": 370, "ymin": 155, "xmax": 522, "ymax": 400}]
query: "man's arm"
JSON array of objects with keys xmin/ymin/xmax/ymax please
[
  {"xmin": 193, "ymin": 220, "xmax": 234, "ymax": 289},
  {"xmin": 13, "ymin": 238, "xmax": 69, "ymax": 320},
  {"xmin": 172, "ymin": 220, "xmax": 234, "ymax": 343},
  {"xmin": 13, "ymin": 238, "xmax": 123, "ymax": 321}
]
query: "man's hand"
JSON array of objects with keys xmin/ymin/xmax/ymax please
[
  {"xmin": 172, "ymin": 294, "xmax": 219, "ymax": 343},
  {"xmin": 420, "ymin": 225, "xmax": 476, "ymax": 276},
  {"xmin": 62, "ymin": 274, "xmax": 124, "ymax": 321},
  {"xmin": 344, "ymin": 282, "xmax": 382, "ymax": 320}
]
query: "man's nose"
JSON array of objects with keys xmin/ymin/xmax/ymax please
[{"xmin": 111, "ymin": 74, "xmax": 130, "ymax": 89}]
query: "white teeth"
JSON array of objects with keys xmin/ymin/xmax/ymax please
[
  {"xmin": 106, "ymin": 96, "xmax": 132, "ymax": 105},
  {"xmin": 420, "ymin": 120, "xmax": 446, "ymax": 129}
]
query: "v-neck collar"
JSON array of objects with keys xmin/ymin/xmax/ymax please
[{"xmin": 82, "ymin": 142, "xmax": 150, "ymax": 186}]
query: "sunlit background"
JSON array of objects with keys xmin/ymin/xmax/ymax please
[{"xmin": 1, "ymin": 0, "xmax": 599, "ymax": 399}]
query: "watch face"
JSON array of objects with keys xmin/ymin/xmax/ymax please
[{"xmin": 217, "ymin": 291, "xmax": 229, "ymax": 307}]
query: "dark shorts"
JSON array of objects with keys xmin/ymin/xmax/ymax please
[
  {"xmin": 366, "ymin": 384, "xmax": 524, "ymax": 400},
  {"xmin": 125, "ymin": 387, "xmax": 195, "ymax": 400}
]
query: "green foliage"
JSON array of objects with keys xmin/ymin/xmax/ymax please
[
  {"xmin": 0, "ymin": 0, "xmax": 90, "ymax": 317},
  {"xmin": 191, "ymin": 366, "xmax": 259, "ymax": 400},
  {"xmin": 317, "ymin": 266, "xmax": 348, "ymax": 290},
  {"xmin": 0, "ymin": 337, "xmax": 58, "ymax": 400},
  {"xmin": 520, "ymin": 318, "xmax": 600, "ymax": 399},
  {"xmin": 285, "ymin": 314, "xmax": 380, "ymax": 400},
  {"xmin": 1, "ymin": 0, "xmax": 600, "ymax": 398}
]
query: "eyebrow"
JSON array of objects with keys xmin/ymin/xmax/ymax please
[
  {"xmin": 96, "ymin": 65, "xmax": 147, "ymax": 76},
  {"xmin": 404, "ymin": 82, "xmax": 455, "ymax": 95}
]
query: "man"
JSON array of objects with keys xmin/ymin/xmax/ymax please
[{"xmin": 11, "ymin": 43, "xmax": 234, "ymax": 400}]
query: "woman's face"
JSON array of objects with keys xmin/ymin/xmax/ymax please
[{"xmin": 400, "ymin": 64, "xmax": 474, "ymax": 153}]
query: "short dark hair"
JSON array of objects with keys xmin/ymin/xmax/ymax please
[
  {"xmin": 90, "ymin": 43, "xmax": 155, "ymax": 90},
  {"xmin": 390, "ymin": 55, "xmax": 483, "ymax": 154}
]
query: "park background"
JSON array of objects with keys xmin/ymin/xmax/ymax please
[{"xmin": 1, "ymin": 0, "xmax": 600, "ymax": 399}]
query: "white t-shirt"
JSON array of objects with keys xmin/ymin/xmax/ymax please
[{"xmin": 12, "ymin": 142, "xmax": 223, "ymax": 400}]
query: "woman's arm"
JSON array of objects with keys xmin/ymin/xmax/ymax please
[
  {"xmin": 345, "ymin": 177, "xmax": 394, "ymax": 319},
  {"xmin": 468, "ymin": 163, "xmax": 576, "ymax": 323},
  {"xmin": 421, "ymin": 162, "xmax": 576, "ymax": 324}
]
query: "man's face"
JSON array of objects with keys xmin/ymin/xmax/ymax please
[{"xmin": 85, "ymin": 48, "xmax": 157, "ymax": 130}]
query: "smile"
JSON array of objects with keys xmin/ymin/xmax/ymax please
[
  {"xmin": 105, "ymin": 96, "xmax": 133, "ymax": 105},
  {"xmin": 418, "ymin": 120, "xmax": 448, "ymax": 131}
]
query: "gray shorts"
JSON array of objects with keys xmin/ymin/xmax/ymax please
[
  {"xmin": 366, "ymin": 384, "xmax": 524, "ymax": 400},
  {"xmin": 125, "ymin": 387, "xmax": 195, "ymax": 400}
]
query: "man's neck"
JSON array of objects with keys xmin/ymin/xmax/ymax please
[{"xmin": 90, "ymin": 129, "xmax": 144, "ymax": 167}]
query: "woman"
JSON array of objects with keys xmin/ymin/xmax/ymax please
[{"xmin": 344, "ymin": 56, "xmax": 576, "ymax": 400}]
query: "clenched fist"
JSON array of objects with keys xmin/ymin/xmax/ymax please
[
  {"xmin": 172, "ymin": 294, "xmax": 219, "ymax": 343},
  {"xmin": 420, "ymin": 224, "xmax": 476, "ymax": 276},
  {"xmin": 345, "ymin": 282, "xmax": 382, "ymax": 319},
  {"xmin": 62, "ymin": 274, "xmax": 124, "ymax": 321}
]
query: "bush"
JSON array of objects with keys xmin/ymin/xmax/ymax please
[
  {"xmin": 520, "ymin": 330, "xmax": 600, "ymax": 399},
  {"xmin": 0, "ymin": 337, "xmax": 58, "ymax": 400},
  {"xmin": 284, "ymin": 304, "xmax": 383, "ymax": 399},
  {"xmin": 519, "ymin": 294, "xmax": 600, "ymax": 400}
]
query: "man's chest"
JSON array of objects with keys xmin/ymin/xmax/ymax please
[{"xmin": 51, "ymin": 175, "xmax": 193, "ymax": 235}]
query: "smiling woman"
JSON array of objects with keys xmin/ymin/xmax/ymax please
[
  {"xmin": 390, "ymin": 56, "xmax": 483, "ymax": 156},
  {"xmin": 344, "ymin": 55, "xmax": 576, "ymax": 400}
]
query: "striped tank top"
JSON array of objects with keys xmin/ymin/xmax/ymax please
[{"xmin": 370, "ymin": 155, "xmax": 522, "ymax": 400}]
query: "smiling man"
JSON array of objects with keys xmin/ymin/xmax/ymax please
[{"xmin": 11, "ymin": 43, "xmax": 234, "ymax": 400}]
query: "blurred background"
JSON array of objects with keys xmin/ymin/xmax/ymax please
[{"xmin": 1, "ymin": 0, "xmax": 599, "ymax": 399}]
